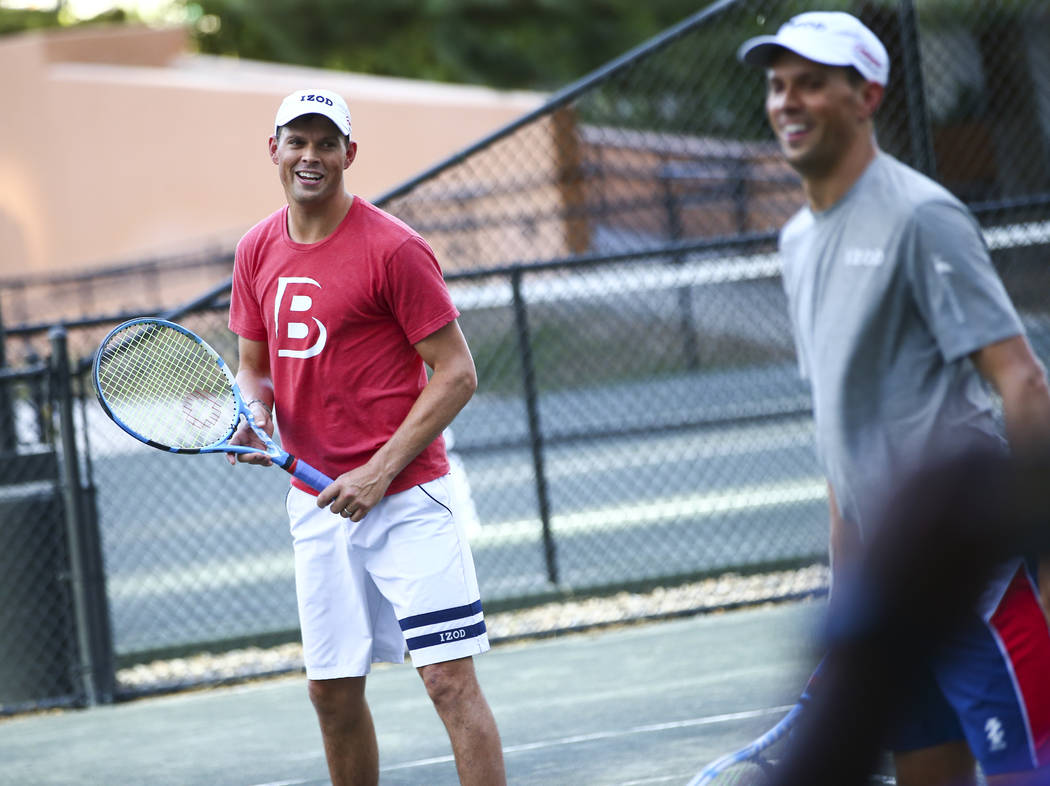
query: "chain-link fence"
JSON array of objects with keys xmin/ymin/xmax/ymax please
[
  {"xmin": 3, "ymin": 0, "xmax": 1050, "ymax": 711},
  {"xmin": 0, "ymin": 250, "xmax": 235, "ymax": 342},
  {"xmin": 0, "ymin": 331, "xmax": 113, "ymax": 713},
  {"xmin": 0, "ymin": 360, "xmax": 76, "ymax": 713}
]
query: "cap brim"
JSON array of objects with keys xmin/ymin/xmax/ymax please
[
  {"xmin": 737, "ymin": 35, "xmax": 785, "ymax": 66},
  {"xmin": 738, "ymin": 35, "xmax": 855, "ymax": 71},
  {"xmin": 274, "ymin": 108, "xmax": 350, "ymax": 138}
]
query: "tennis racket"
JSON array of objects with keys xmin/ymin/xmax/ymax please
[
  {"xmin": 687, "ymin": 661, "xmax": 822, "ymax": 786},
  {"xmin": 686, "ymin": 702, "xmax": 803, "ymax": 785},
  {"xmin": 93, "ymin": 317, "xmax": 333, "ymax": 493}
]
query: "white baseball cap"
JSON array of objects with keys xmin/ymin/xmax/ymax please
[
  {"xmin": 274, "ymin": 88, "xmax": 352, "ymax": 139},
  {"xmin": 737, "ymin": 11, "xmax": 889, "ymax": 86}
]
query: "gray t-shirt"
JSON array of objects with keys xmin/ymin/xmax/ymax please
[{"xmin": 780, "ymin": 152, "xmax": 1023, "ymax": 535}]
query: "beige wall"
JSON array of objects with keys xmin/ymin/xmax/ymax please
[{"xmin": 0, "ymin": 24, "xmax": 544, "ymax": 280}]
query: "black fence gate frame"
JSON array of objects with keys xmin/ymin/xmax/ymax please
[{"xmin": 0, "ymin": 326, "xmax": 114, "ymax": 712}]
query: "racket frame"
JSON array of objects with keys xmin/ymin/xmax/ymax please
[
  {"xmin": 93, "ymin": 317, "xmax": 334, "ymax": 493},
  {"xmin": 687, "ymin": 701, "xmax": 804, "ymax": 785}
]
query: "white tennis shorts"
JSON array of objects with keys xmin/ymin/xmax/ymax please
[{"xmin": 285, "ymin": 475, "xmax": 490, "ymax": 679}]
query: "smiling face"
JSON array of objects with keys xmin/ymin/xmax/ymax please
[
  {"xmin": 765, "ymin": 50, "xmax": 877, "ymax": 182},
  {"xmin": 269, "ymin": 114, "xmax": 356, "ymax": 209}
]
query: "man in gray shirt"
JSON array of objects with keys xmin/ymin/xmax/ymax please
[{"xmin": 740, "ymin": 12, "xmax": 1050, "ymax": 785}]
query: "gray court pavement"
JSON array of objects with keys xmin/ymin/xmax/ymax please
[{"xmin": 0, "ymin": 600, "xmax": 824, "ymax": 786}]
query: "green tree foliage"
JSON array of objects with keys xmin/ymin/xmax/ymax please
[
  {"xmin": 189, "ymin": 0, "xmax": 705, "ymax": 90},
  {"xmin": 0, "ymin": 5, "xmax": 129, "ymax": 35},
  {"xmin": 0, "ymin": 6, "xmax": 61, "ymax": 35}
]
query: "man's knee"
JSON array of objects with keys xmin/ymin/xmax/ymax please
[
  {"xmin": 308, "ymin": 677, "xmax": 368, "ymax": 724},
  {"xmin": 419, "ymin": 658, "xmax": 478, "ymax": 710}
]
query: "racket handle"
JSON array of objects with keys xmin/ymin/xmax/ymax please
[{"xmin": 283, "ymin": 455, "xmax": 335, "ymax": 493}]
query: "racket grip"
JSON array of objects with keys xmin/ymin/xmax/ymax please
[{"xmin": 284, "ymin": 456, "xmax": 335, "ymax": 493}]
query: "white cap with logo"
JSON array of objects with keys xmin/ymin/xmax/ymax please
[
  {"xmin": 737, "ymin": 11, "xmax": 889, "ymax": 86},
  {"xmin": 274, "ymin": 89, "xmax": 352, "ymax": 139}
]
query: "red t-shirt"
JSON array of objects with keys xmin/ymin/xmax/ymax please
[{"xmin": 228, "ymin": 197, "xmax": 458, "ymax": 495}]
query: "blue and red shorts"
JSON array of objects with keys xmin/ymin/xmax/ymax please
[{"xmin": 889, "ymin": 558, "xmax": 1050, "ymax": 775}]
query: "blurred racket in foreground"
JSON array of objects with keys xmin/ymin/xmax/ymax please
[
  {"xmin": 686, "ymin": 702, "xmax": 803, "ymax": 785},
  {"xmin": 687, "ymin": 661, "xmax": 822, "ymax": 786},
  {"xmin": 93, "ymin": 317, "xmax": 333, "ymax": 493}
]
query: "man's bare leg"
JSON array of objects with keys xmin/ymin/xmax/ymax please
[
  {"xmin": 894, "ymin": 741, "xmax": 977, "ymax": 786},
  {"xmin": 308, "ymin": 676, "xmax": 378, "ymax": 786},
  {"xmin": 418, "ymin": 657, "xmax": 506, "ymax": 786}
]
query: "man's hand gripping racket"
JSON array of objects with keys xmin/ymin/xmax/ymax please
[{"xmin": 93, "ymin": 317, "xmax": 333, "ymax": 493}]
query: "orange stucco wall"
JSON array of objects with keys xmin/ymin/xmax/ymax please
[{"xmin": 0, "ymin": 24, "xmax": 544, "ymax": 279}]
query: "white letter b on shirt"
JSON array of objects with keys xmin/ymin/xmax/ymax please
[{"xmin": 275, "ymin": 277, "xmax": 327, "ymax": 359}]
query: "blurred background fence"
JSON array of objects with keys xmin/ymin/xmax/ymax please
[{"xmin": 3, "ymin": 0, "xmax": 1050, "ymax": 713}]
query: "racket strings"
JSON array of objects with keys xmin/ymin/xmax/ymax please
[
  {"xmin": 705, "ymin": 759, "xmax": 772, "ymax": 784},
  {"xmin": 96, "ymin": 323, "xmax": 238, "ymax": 448},
  {"xmin": 702, "ymin": 760, "xmax": 775, "ymax": 785}
]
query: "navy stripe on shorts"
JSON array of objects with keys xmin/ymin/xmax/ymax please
[{"xmin": 400, "ymin": 600, "xmax": 486, "ymax": 652}]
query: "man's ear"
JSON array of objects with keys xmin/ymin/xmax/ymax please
[
  {"xmin": 344, "ymin": 140, "xmax": 358, "ymax": 170},
  {"xmin": 269, "ymin": 135, "xmax": 279, "ymax": 164},
  {"xmin": 860, "ymin": 81, "xmax": 885, "ymax": 122}
]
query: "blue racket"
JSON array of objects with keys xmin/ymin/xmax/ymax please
[
  {"xmin": 687, "ymin": 660, "xmax": 822, "ymax": 785},
  {"xmin": 686, "ymin": 702, "xmax": 803, "ymax": 785},
  {"xmin": 93, "ymin": 317, "xmax": 333, "ymax": 493}
]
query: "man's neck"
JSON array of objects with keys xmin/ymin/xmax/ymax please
[
  {"xmin": 803, "ymin": 139, "xmax": 879, "ymax": 213},
  {"xmin": 287, "ymin": 192, "xmax": 354, "ymax": 244}
]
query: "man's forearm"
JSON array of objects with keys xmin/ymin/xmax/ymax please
[{"xmin": 367, "ymin": 363, "xmax": 476, "ymax": 482}]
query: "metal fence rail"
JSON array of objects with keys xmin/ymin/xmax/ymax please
[{"xmin": 3, "ymin": 0, "xmax": 1050, "ymax": 711}]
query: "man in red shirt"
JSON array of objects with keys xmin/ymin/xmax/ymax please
[{"xmin": 227, "ymin": 88, "xmax": 505, "ymax": 786}]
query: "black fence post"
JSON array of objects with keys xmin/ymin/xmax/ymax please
[
  {"xmin": 660, "ymin": 160, "xmax": 701, "ymax": 371},
  {"xmin": 0, "ymin": 301, "xmax": 17, "ymax": 452},
  {"xmin": 49, "ymin": 327, "xmax": 114, "ymax": 705},
  {"xmin": 511, "ymin": 268, "xmax": 559, "ymax": 586},
  {"xmin": 898, "ymin": 0, "xmax": 938, "ymax": 179},
  {"xmin": 731, "ymin": 158, "xmax": 751, "ymax": 234}
]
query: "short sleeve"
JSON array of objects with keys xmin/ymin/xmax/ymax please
[
  {"xmin": 383, "ymin": 236, "xmax": 460, "ymax": 345},
  {"xmin": 906, "ymin": 200, "xmax": 1022, "ymax": 362},
  {"xmin": 228, "ymin": 237, "xmax": 268, "ymax": 342},
  {"xmin": 781, "ymin": 271, "xmax": 811, "ymax": 380}
]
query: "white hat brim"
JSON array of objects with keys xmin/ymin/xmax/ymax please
[{"xmin": 738, "ymin": 35, "xmax": 853, "ymax": 70}]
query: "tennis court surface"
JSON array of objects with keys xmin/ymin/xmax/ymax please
[{"xmin": 2, "ymin": 600, "xmax": 834, "ymax": 785}]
